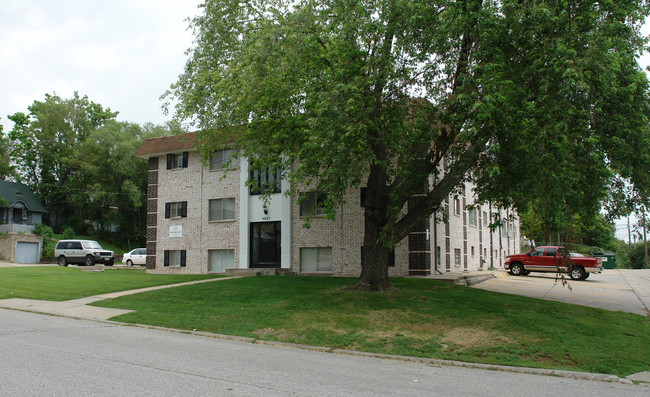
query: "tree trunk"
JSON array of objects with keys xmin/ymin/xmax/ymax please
[
  {"xmin": 346, "ymin": 213, "xmax": 395, "ymax": 292},
  {"xmin": 346, "ymin": 154, "xmax": 394, "ymax": 292}
]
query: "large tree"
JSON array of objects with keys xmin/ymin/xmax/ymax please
[
  {"xmin": 167, "ymin": 0, "xmax": 650, "ymax": 291},
  {"xmin": 7, "ymin": 92, "xmax": 118, "ymax": 227}
]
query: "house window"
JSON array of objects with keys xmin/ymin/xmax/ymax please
[
  {"xmin": 360, "ymin": 246, "xmax": 395, "ymax": 267},
  {"xmin": 468, "ymin": 208, "xmax": 477, "ymax": 226},
  {"xmin": 208, "ymin": 249, "xmax": 234, "ymax": 272},
  {"xmin": 164, "ymin": 250, "xmax": 186, "ymax": 267},
  {"xmin": 250, "ymin": 166, "xmax": 281, "ymax": 195},
  {"xmin": 210, "ymin": 149, "xmax": 236, "ymax": 170},
  {"xmin": 165, "ymin": 201, "xmax": 187, "ymax": 218},
  {"xmin": 300, "ymin": 247, "xmax": 333, "ymax": 272},
  {"xmin": 300, "ymin": 192, "xmax": 327, "ymax": 216},
  {"xmin": 453, "ymin": 197, "xmax": 461, "ymax": 215},
  {"xmin": 166, "ymin": 152, "xmax": 188, "ymax": 169},
  {"xmin": 209, "ymin": 198, "xmax": 235, "ymax": 221}
]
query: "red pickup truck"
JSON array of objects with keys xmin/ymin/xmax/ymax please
[{"xmin": 504, "ymin": 246, "xmax": 603, "ymax": 280}]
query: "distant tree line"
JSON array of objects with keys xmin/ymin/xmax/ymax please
[{"xmin": 0, "ymin": 92, "xmax": 182, "ymax": 248}]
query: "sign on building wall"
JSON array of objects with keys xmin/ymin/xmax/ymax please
[{"xmin": 170, "ymin": 225, "xmax": 183, "ymax": 238}]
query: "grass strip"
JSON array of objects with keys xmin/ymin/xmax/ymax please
[
  {"xmin": 91, "ymin": 276, "xmax": 650, "ymax": 376},
  {"xmin": 0, "ymin": 267, "xmax": 222, "ymax": 301}
]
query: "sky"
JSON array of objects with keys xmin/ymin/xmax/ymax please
[
  {"xmin": 0, "ymin": 1, "xmax": 647, "ymax": 242},
  {"xmin": 0, "ymin": 0, "xmax": 202, "ymax": 131}
]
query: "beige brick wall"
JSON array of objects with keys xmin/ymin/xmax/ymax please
[
  {"xmin": 148, "ymin": 150, "xmax": 520, "ymax": 275},
  {"xmin": 150, "ymin": 151, "xmax": 241, "ymax": 274},
  {"xmin": 290, "ymin": 186, "xmax": 409, "ymax": 277}
]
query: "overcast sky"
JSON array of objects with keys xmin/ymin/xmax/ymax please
[
  {"xmin": 0, "ymin": 0, "xmax": 202, "ymax": 131},
  {"xmin": 0, "ymin": 1, "xmax": 647, "ymax": 241}
]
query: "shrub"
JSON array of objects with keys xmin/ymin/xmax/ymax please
[
  {"xmin": 33, "ymin": 223, "xmax": 54, "ymax": 239},
  {"xmin": 62, "ymin": 227, "xmax": 75, "ymax": 240}
]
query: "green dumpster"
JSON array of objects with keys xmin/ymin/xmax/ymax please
[{"xmin": 591, "ymin": 252, "xmax": 616, "ymax": 269}]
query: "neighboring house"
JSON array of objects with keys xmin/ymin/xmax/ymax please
[
  {"xmin": 0, "ymin": 181, "xmax": 47, "ymax": 264},
  {"xmin": 135, "ymin": 132, "xmax": 520, "ymax": 275}
]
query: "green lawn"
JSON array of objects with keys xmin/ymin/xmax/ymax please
[
  {"xmin": 1, "ymin": 268, "xmax": 648, "ymax": 376},
  {"xmin": 88, "ymin": 276, "xmax": 650, "ymax": 377},
  {"xmin": 0, "ymin": 267, "xmax": 222, "ymax": 301}
]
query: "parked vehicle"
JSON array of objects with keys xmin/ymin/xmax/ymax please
[
  {"xmin": 504, "ymin": 246, "xmax": 603, "ymax": 280},
  {"xmin": 54, "ymin": 240, "xmax": 115, "ymax": 267},
  {"xmin": 122, "ymin": 248, "xmax": 146, "ymax": 266}
]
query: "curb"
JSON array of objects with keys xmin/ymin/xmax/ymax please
[{"xmin": 93, "ymin": 318, "xmax": 637, "ymax": 386}]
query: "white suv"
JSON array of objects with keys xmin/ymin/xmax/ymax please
[{"xmin": 54, "ymin": 240, "xmax": 115, "ymax": 267}]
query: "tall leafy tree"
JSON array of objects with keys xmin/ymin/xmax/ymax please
[
  {"xmin": 7, "ymin": 92, "xmax": 118, "ymax": 227},
  {"xmin": 79, "ymin": 121, "xmax": 182, "ymax": 244},
  {"xmin": 167, "ymin": 0, "xmax": 650, "ymax": 291},
  {"xmin": 0, "ymin": 120, "xmax": 15, "ymax": 180}
]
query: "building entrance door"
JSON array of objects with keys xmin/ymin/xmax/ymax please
[{"xmin": 250, "ymin": 221, "xmax": 281, "ymax": 268}]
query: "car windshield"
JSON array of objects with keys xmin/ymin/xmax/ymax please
[{"xmin": 84, "ymin": 241, "xmax": 103, "ymax": 250}]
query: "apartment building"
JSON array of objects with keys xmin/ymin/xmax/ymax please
[{"xmin": 135, "ymin": 132, "xmax": 520, "ymax": 275}]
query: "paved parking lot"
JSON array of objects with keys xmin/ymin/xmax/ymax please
[{"xmin": 473, "ymin": 269, "xmax": 650, "ymax": 317}]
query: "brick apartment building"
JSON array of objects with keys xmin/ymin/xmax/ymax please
[{"xmin": 135, "ymin": 132, "xmax": 520, "ymax": 275}]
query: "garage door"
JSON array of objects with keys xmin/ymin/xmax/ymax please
[{"xmin": 15, "ymin": 242, "xmax": 40, "ymax": 264}]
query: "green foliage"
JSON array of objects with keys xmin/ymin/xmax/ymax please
[
  {"xmin": 6, "ymin": 93, "xmax": 181, "ymax": 247},
  {"xmin": 0, "ymin": 120, "xmax": 15, "ymax": 180},
  {"xmin": 32, "ymin": 223, "xmax": 54, "ymax": 238},
  {"xmin": 167, "ymin": 0, "xmax": 650, "ymax": 288},
  {"xmin": 628, "ymin": 242, "xmax": 648, "ymax": 269},
  {"xmin": 62, "ymin": 227, "xmax": 75, "ymax": 240}
]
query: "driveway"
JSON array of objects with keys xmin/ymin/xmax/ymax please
[{"xmin": 473, "ymin": 269, "xmax": 650, "ymax": 317}]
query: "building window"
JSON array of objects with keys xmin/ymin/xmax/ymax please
[
  {"xmin": 471, "ymin": 246, "xmax": 475, "ymax": 257},
  {"xmin": 453, "ymin": 197, "xmax": 461, "ymax": 215},
  {"xmin": 210, "ymin": 149, "xmax": 236, "ymax": 170},
  {"xmin": 165, "ymin": 201, "xmax": 187, "ymax": 218},
  {"xmin": 209, "ymin": 198, "xmax": 235, "ymax": 221},
  {"xmin": 164, "ymin": 250, "xmax": 186, "ymax": 267},
  {"xmin": 360, "ymin": 187, "xmax": 367, "ymax": 207},
  {"xmin": 300, "ymin": 192, "xmax": 327, "ymax": 216},
  {"xmin": 454, "ymin": 248, "xmax": 461, "ymax": 267},
  {"xmin": 468, "ymin": 208, "xmax": 477, "ymax": 226},
  {"xmin": 250, "ymin": 166, "xmax": 281, "ymax": 195},
  {"xmin": 208, "ymin": 249, "xmax": 234, "ymax": 272},
  {"xmin": 166, "ymin": 152, "xmax": 188, "ymax": 169},
  {"xmin": 300, "ymin": 247, "xmax": 333, "ymax": 272},
  {"xmin": 483, "ymin": 211, "xmax": 488, "ymax": 226}
]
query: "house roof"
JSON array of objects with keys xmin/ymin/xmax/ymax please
[
  {"xmin": 0, "ymin": 181, "xmax": 47, "ymax": 213},
  {"xmin": 135, "ymin": 132, "xmax": 197, "ymax": 159}
]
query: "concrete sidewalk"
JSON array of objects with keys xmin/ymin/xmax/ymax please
[{"xmin": 0, "ymin": 276, "xmax": 240, "ymax": 321}]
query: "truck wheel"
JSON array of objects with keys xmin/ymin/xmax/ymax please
[
  {"xmin": 84, "ymin": 255, "xmax": 96, "ymax": 266},
  {"xmin": 570, "ymin": 267, "xmax": 585, "ymax": 280},
  {"xmin": 57, "ymin": 256, "xmax": 68, "ymax": 267},
  {"xmin": 510, "ymin": 263, "xmax": 524, "ymax": 276},
  {"xmin": 582, "ymin": 272, "xmax": 590, "ymax": 280}
]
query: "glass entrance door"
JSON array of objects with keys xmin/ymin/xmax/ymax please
[{"xmin": 250, "ymin": 221, "xmax": 281, "ymax": 268}]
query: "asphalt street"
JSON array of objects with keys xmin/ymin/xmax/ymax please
[
  {"xmin": 1, "ymin": 309, "xmax": 647, "ymax": 397},
  {"xmin": 472, "ymin": 269, "xmax": 650, "ymax": 317}
]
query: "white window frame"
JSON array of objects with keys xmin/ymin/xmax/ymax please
[
  {"xmin": 208, "ymin": 249, "xmax": 235, "ymax": 272},
  {"xmin": 210, "ymin": 149, "xmax": 236, "ymax": 171},
  {"xmin": 209, "ymin": 198, "xmax": 236, "ymax": 221},
  {"xmin": 300, "ymin": 247, "xmax": 333, "ymax": 272}
]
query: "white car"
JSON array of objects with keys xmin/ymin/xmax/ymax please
[{"xmin": 122, "ymin": 248, "xmax": 146, "ymax": 266}]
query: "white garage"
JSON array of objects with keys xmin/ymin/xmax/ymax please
[{"xmin": 15, "ymin": 241, "xmax": 41, "ymax": 264}]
